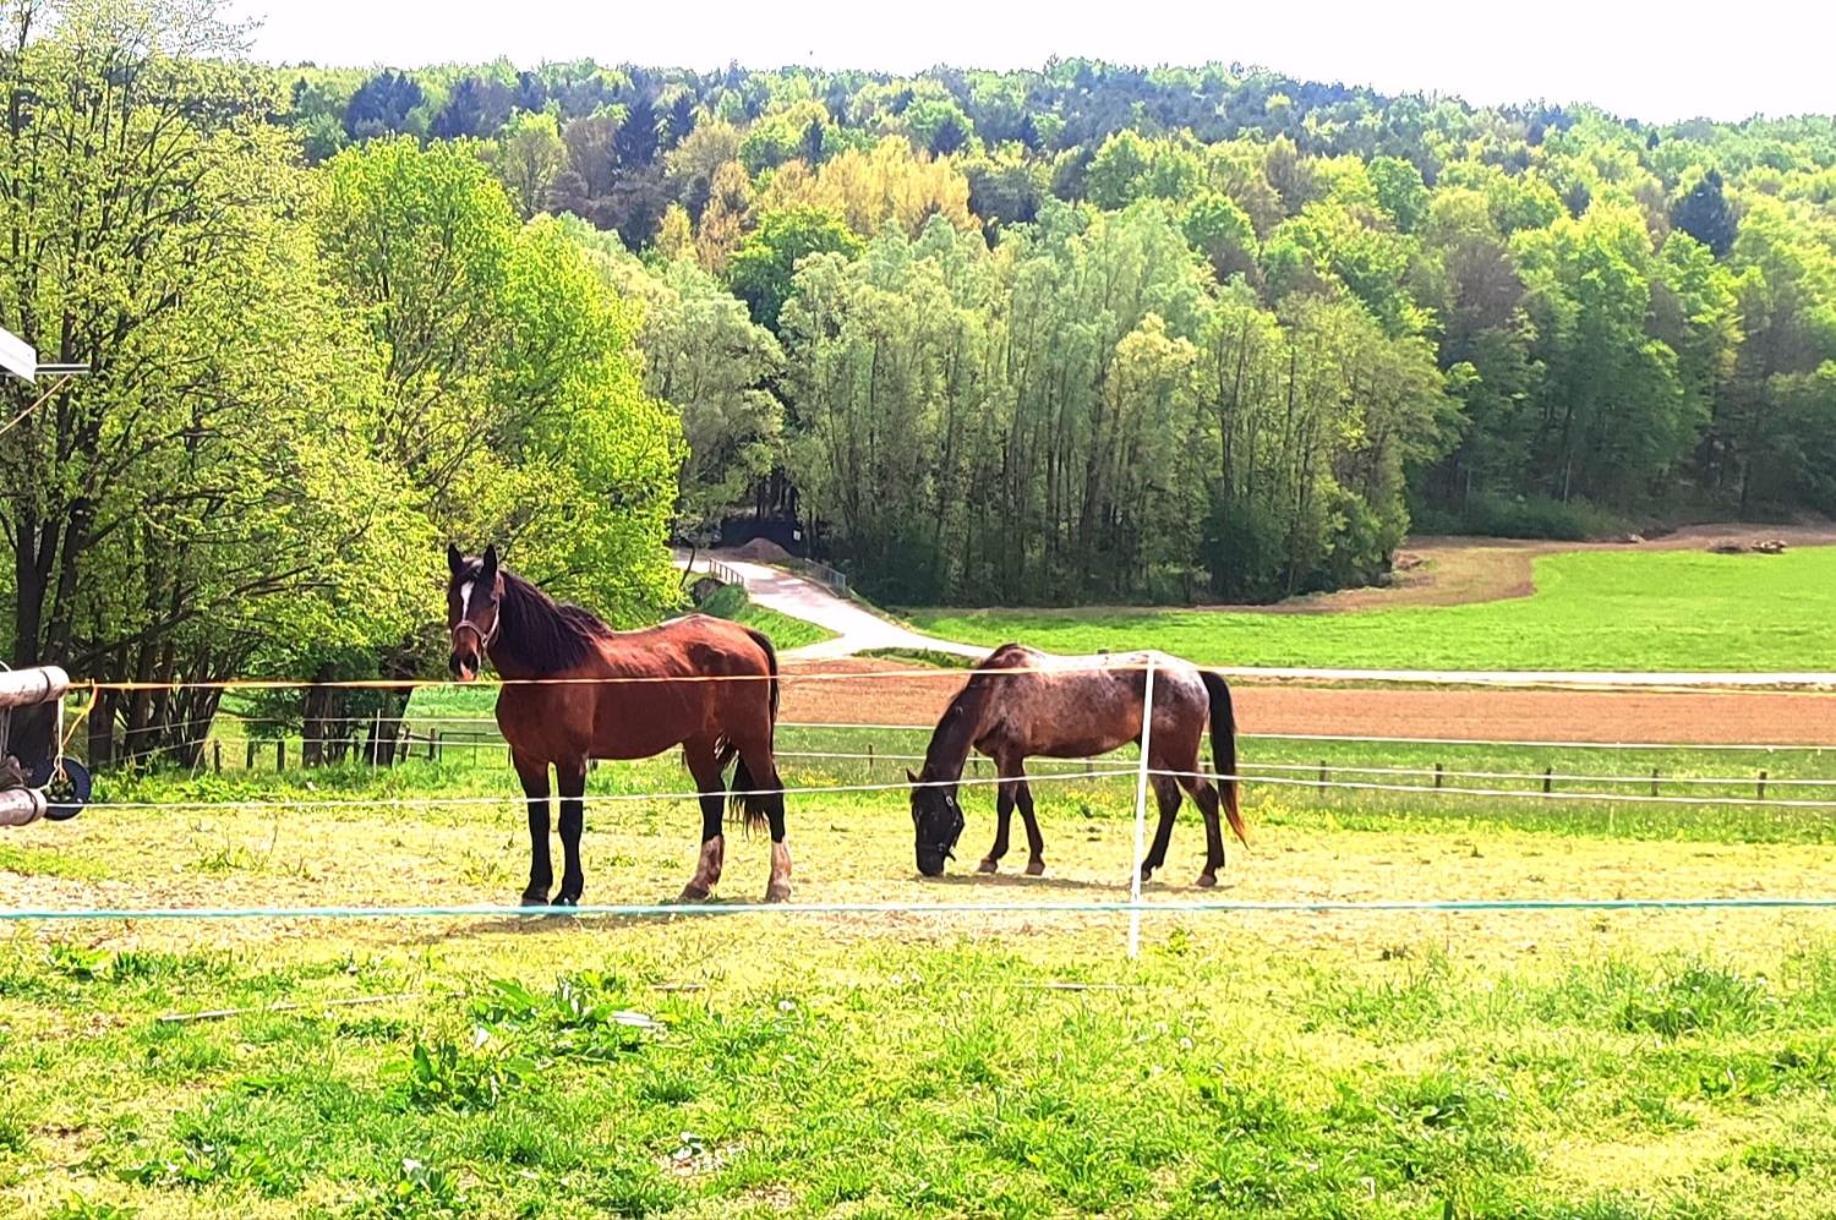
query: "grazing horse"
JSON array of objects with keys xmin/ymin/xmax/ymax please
[
  {"xmin": 445, "ymin": 544, "xmax": 790, "ymax": 905},
  {"xmin": 908, "ymin": 643, "xmax": 1247, "ymax": 884}
]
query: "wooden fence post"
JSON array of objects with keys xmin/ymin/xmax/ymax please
[
  {"xmin": 213, "ymin": 741, "xmax": 222, "ymax": 774},
  {"xmin": 1649, "ymin": 769, "xmax": 1659, "ymax": 796},
  {"xmin": 1318, "ymin": 761, "xmax": 1328, "ymax": 791},
  {"xmin": 275, "ymin": 739, "xmax": 285, "ymax": 772},
  {"xmin": 1542, "ymin": 766, "xmax": 1553, "ymax": 795},
  {"xmin": 1433, "ymin": 762, "xmax": 1443, "ymax": 789},
  {"xmin": 246, "ymin": 740, "xmax": 256, "ymax": 770},
  {"xmin": 1757, "ymin": 770, "xmax": 1768, "ymax": 800}
]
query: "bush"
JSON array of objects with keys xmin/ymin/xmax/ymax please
[
  {"xmin": 1411, "ymin": 493, "xmax": 1625, "ymax": 541},
  {"xmin": 695, "ymin": 582, "xmax": 750, "ymax": 619}
]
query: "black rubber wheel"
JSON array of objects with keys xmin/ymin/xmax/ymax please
[{"xmin": 26, "ymin": 756, "xmax": 90, "ymax": 821}]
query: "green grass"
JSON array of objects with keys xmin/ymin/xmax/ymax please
[
  {"xmin": 906, "ymin": 548, "xmax": 1836, "ymax": 671},
  {"xmin": 696, "ymin": 583, "xmax": 836, "ymax": 652},
  {"xmin": 12, "ymin": 698, "xmax": 1836, "ymax": 1215},
  {"xmin": 2, "ymin": 911, "xmax": 1835, "ymax": 1216}
]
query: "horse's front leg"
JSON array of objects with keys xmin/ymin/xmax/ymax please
[
  {"xmin": 554, "ymin": 758, "xmax": 588, "ymax": 906},
  {"xmin": 979, "ymin": 778, "xmax": 1015, "ymax": 873},
  {"xmin": 512, "ymin": 753, "xmax": 553, "ymax": 906}
]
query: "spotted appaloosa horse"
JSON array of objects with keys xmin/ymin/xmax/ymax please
[
  {"xmin": 908, "ymin": 643, "xmax": 1247, "ymax": 883},
  {"xmin": 445, "ymin": 544, "xmax": 790, "ymax": 905}
]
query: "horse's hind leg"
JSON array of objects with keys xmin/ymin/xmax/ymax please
[
  {"xmin": 679, "ymin": 739, "xmax": 726, "ymax": 902},
  {"xmin": 1174, "ymin": 756, "xmax": 1228, "ymax": 888},
  {"xmin": 1012, "ymin": 764, "xmax": 1046, "ymax": 876},
  {"xmin": 512, "ymin": 752, "xmax": 553, "ymax": 907},
  {"xmin": 1140, "ymin": 774, "xmax": 1183, "ymax": 883},
  {"xmin": 737, "ymin": 740, "xmax": 791, "ymax": 903},
  {"xmin": 554, "ymin": 758, "xmax": 588, "ymax": 907}
]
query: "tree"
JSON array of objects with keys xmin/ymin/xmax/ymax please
[
  {"xmin": 695, "ymin": 161, "xmax": 754, "ymax": 273},
  {"xmin": 492, "ymin": 111, "xmax": 567, "ymax": 219},
  {"xmin": 1086, "ymin": 130, "xmax": 1153, "ymax": 209},
  {"xmin": 0, "ymin": 0, "xmax": 423, "ymax": 764},
  {"xmin": 1368, "ymin": 156, "xmax": 1430, "ymax": 233},
  {"xmin": 314, "ymin": 139, "xmax": 681, "ymax": 756},
  {"xmin": 1670, "ymin": 168, "xmax": 1737, "ymax": 258},
  {"xmin": 759, "ymin": 138, "xmax": 976, "ymax": 238},
  {"xmin": 588, "ymin": 238, "xmax": 786, "ymax": 534},
  {"xmin": 431, "ymin": 74, "xmax": 514, "ymax": 140},
  {"xmin": 344, "ymin": 69, "xmax": 425, "ymax": 140},
  {"xmin": 726, "ymin": 206, "xmax": 864, "ymax": 331}
]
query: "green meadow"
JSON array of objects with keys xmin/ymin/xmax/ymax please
[{"xmin": 906, "ymin": 549, "xmax": 1836, "ymax": 671}]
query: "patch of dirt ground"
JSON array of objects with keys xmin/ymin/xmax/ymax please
[{"xmin": 780, "ymin": 658, "xmax": 1836, "ymax": 745}]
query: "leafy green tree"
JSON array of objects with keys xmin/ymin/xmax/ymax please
[
  {"xmin": 726, "ymin": 206, "xmax": 864, "ymax": 331},
  {"xmin": 1368, "ymin": 156, "xmax": 1430, "ymax": 233},
  {"xmin": 0, "ymin": 0, "xmax": 424, "ymax": 764},
  {"xmin": 313, "ymin": 139, "xmax": 680, "ymax": 755},
  {"xmin": 1670, "ymin": 168, "xmax": 1737, "ymax": 257},
  {"xmin": 491, "ymin": 111, "xmax": 568, "ymax": 219},
  {"xmin": 1086, "ymin": 130, "xmax": 1153, "ymax": 209},
  {"xmin": 585, "ymin": 234, "xmax": 786, "ymax": 534}
]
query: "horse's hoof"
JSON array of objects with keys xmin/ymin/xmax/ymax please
[
  {"xmin": 977, "ymin": 857, "xmax": 999, "ymax": 874},
  {"xmin": 1025, "ymin": 859, "xmax": 1046, "ymax": 877},
  {"xmin": 552, "ymin": 893, "xmax": 580, "ymax": 909},
  {"xmin": 1194, "ymin": 872, "xmax": 1218, "ymax": 889},
  {"xmin": 520, "ymin": 891, "xmax": 550, "ymax": 908},
  {"xmin": 678, "ymin": 883, "xmax": 712, "ymax": 903},
  {"xmin": 1139, "ymin": 865, "xmax": 1156, "ymax": 884},
  {"xmin": 765, "ymin": 883, "xmax": 792, "ymax": 904}
]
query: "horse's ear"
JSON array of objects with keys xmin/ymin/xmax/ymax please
[
  {"xmin": 906, "ymin": 769, "xmax": 919, "ymax": 785},
  {"xmin": 446, "ymin": 543, "xmax": 464, "ymax": 576},
  {"xmin": 480, "ymin": 545, "xmax": 499, "ymax": 582}
]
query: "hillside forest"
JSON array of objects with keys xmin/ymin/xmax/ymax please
[{"xmin": 4, "ymin": 0, "xmax": 1836, "ymax": 759}]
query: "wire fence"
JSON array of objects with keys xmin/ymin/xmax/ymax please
[{"xmin": 15, "ymin": 659, "xmax": 1836, "ymax": 951}]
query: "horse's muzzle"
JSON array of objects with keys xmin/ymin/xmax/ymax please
[
  {"xmin": 449, "ymin": 651, "xmax": 480, "ymax": 682},
  {"xmin": 916, "ymin": 846, "xmax": 949, "ymax": 878}
]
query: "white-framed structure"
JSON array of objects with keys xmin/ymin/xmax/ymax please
[
  {"xmin": 0, "ymin": 325, "xmax": 90, "ymax": 438},
  {"xmin": 0, "ymin": 325, "xmax": 87, "ymax": 383}
]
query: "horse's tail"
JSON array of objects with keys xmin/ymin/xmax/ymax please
[
  {"xmin": 724, "ymin": 627, "xmax": 781, "ymax": 834},
  {"xmin": 748, "ymin": 627, "xmax": 781, "ymax": 728},
  {"xmin": 1199, "ymin": 669, "xmax": 1249, "ymax": 848}
]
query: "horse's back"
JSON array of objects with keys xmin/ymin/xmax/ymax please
[
  {"xmin": 970, "ymin": 644, "xmax": 1205, "ymax": 758},
  {"xmin": 498, "ymin": 613, "xmax": 776, "ymax": 763}
]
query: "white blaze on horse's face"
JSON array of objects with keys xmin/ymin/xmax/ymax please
[{"xmin": 449, "ymin": 574, "xmax": 495, "ymax": 682}]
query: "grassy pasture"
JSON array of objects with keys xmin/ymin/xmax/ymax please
[
  {"xmin": 904, "ymin": 548, "xmax": 1836, "ymax": 672},
  {"xmin": 3, "ymin": 727, "xmax": 1836, "ymax": 1217}
]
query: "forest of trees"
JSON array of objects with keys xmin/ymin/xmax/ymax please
[
  {"xmin": 268, "ymin": 23, "xmax": 1836, "ymax": 602},
  {"xmin": 4, "ymin": 0, "xmax": 1836, "ymax": 755}
]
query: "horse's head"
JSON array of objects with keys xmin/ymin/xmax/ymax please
[
  {"xmin": 446, "ymin": 543, "xmax": 503, "ymax": 681},
  {"xmin": 908, "ymin": 769, "xmax": 964, "ymax": 877}
]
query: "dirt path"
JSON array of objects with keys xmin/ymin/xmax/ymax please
[
  {"xmin": 685, "ymin": 552, "xmax": 986, "ymax": 661},
  {"xmin": 778, "ymin": 658, "xmax": 1836, "ymax": 745},
  {"xmin": 1251, "ymin": 523, "xmax": 1836, "ymax": 613}
]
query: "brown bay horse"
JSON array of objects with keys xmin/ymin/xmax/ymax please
[
  {"xmin": 446, "ymin": 545, "xmax": 789, "ymax": 906},
  {"xmin": 909, "ymin": 643, "xmax": 1248, "ymax": 884}
]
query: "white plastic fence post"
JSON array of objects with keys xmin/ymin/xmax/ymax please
[{"xmin": 1128, "ymin": 656, "xmax": 1157, "ymax": 959}]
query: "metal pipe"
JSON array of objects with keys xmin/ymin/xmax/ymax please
[
  {"xmin": 0, "ymin": 787, "xmax": 49, "ymax": 827},
  {"xmin": 0, "ymin": 666, "xmax": 69, "ymax": 711}
]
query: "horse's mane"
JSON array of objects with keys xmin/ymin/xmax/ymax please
[
  {"xmin": 487, "ymin": 566, "xmax": 614, "ymax": 675},
  {"xmin": 920, "ymin": 644, "xmax": 1030, "ymax": 782}
]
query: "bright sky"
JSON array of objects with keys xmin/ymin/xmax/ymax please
[{"xmin": 226, "ymin": 0, "xmax": 1836, "ymax": 124}]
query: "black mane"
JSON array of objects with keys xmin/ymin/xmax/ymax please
[
  {"xmin": 920, "ymin": 679, "xmax": 988, "ymax": 783},
  {"xmin": 459, "ymin": 562, "xmax": 612, "ymax": 675}
]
